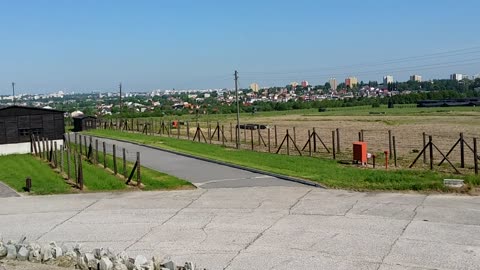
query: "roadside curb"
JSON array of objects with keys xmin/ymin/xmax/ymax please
[{"xmin": 84, "ymin": 133, "xmax": 326, "ymax": 188}]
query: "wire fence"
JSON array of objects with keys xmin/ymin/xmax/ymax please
[
  {"xmin": 95, "ymin": 118, "xmax": 480, "ymax": 175},
  {"xmin": 30, "ymin": 134, "xmax": 142, "ymax": 191}
]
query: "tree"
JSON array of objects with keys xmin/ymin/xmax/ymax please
[{"xmin": 324, "ymin": 82, "xmax": 331, "ymax": 90}]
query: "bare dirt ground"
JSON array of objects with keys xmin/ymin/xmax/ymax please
[{"xmin": 192, "ymin": 111, "xmax": 480, "ymax": 170}]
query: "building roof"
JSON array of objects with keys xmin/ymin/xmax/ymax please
[
  {"xmin": 73, "ymin": 115, "xmax": 97, "ymax": 120},
  {"xmin": 0, "ymin": 105, "xmax": 64, "ymax": 114}
]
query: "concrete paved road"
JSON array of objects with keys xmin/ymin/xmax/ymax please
[
  {"xmin": 1, "ymin": 187, "xmax": 479, "ymax": 269},
  {"xmin": 0, "ymin": 181, "xmax": 19, "ymax": 198},
  {"xmin": 71, "ymin": 135, "xmax": 304, "ymax": 188}
]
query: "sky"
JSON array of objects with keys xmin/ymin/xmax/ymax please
[{"xmin": 0, "ymin": 0, "xmax": 479, "ymax": 94}]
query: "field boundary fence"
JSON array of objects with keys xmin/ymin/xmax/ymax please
[{"xmin": 94, "ymin": 118, "xmax": 480, "ymax": 175}]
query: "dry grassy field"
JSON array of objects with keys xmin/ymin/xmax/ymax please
[
  {"xmin": 119, "ymin": 105, "xmax": 480, "ymax": 173},
  {"xmin": 190, "ymin": 106, "xmax": 480, "ymax": 170}
]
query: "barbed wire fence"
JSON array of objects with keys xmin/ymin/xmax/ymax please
[{"xmin": 96, "ymin": 118, "xmax": 479, "ymax": 175}]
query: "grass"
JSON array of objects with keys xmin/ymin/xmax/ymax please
[
  {"xmin": 0, "ymin": 149, "xmax": 192, "ymax": 195},
  {"xmin": 0, "ymin": 154, "xmax": 70, "ymax": 195},
  {"xmin": 85, "ymin": 129, "xmax": 480, "ymax": 192},
  {"xmin": 122, "ymin": 104, "xmax": 480, "ymax": 124},
  {"xmin": 84, "ymin": 146, "xmax": 193, "ymax": 190}
]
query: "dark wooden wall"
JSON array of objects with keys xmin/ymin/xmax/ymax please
[{"xmin": 0, "ymin": 107, "xmax": 65, "ymax": 144}]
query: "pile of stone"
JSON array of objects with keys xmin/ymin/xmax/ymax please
[{"xmin": 0, "ymin": 236, "xmax": 202, "ymax": 270}]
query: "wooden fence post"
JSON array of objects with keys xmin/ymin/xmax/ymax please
[
  {"xmin": 393, "ymin": 135, "xmax": 397, "ymax": 167},
  {"xmin": 286, "ymin": 130, "xmax": 290, "ymax": 156},
  {"xmin": 136, "ymin": 152, "xmax": 141, "ymax": 186},
  {"xmin": 274, "ymin": 125, "xmax": 278, "ymax": 147},
  {"xmin": 293, "ymin": 126, "xmax": 296, "ymax": 145},
  {"xmin": 460, "ymin": 132, "xmax": 465, "ymax": 168},
  {"xmin": 73, "ymin": 149, "xmax": 78, "ymax": 181},
  {"xmin": 37, "ymin": 136, "xmax": 42, "ymax": 159},
  {"xmin": 388, "ymin": 130, "xmax": 393, "ymax": 159},
  {"xmin": 123, "ymin": 148, "xmax": 127, "ymax": 179},
  {"xmin": 60, "ymin": 145, "xmax": 64, "ymax": 173},
  {"xmin": 84, "ymin": 136, "xmax": 87, "ymax": 156},
  {"xmin": 332, "ymin": 130, "xmax": 336, "ymax": 160},
  {"xmin": 251, "ymin": 129, "xmax": 254, "ymax": 151},
  {"xmin": 54, "ymin": 142, "xmax": 58, "ymax": 168},
  {"xmin": 230, "ymin": 123, "xmax": 233, "ymax": 142},
  {"xmin": 187, "ymin": 121, "xmax": 190, "ymax": 139},
  {"xmin": 113, "ymin": 144, "xmax": 117, "ymax": 175},
  {"xmin": 308, "ymin": 130, "xmax": 312, "ymax": 157},
  {"xmin": 77, "ymin": 152, "xmax": 83, "ymax": 190},
  {"xmin": 429, "ymin": 136, "xmax": 433, "ymax": 170},
  {"xmin": 474, "ymin": 138, "xmax": 478, "ymax": 175},
  {"xmin": 222, "ymin": 125, "xmax": 225, "ymax": 146},
  {"xmin": 313, "ymin": 128, "xmax": 317, "ymax": 152},
  {"xmin": 103, "ymin": 142, "xmax": 107, "ymax": 168},
  {"xmin": 79, "ymin": 135, "xmax": 83, "ymax": 155},
  {"xmin": 50, "ymin": 140, "xmax": 54, "ymax": 162},
  {"xmin": 74, "ymin": 133, "xmax": 78, "ymax": 150},
  {"xmin": 422, "ymin": 132, "xmax": 426, "ymax": 164}
]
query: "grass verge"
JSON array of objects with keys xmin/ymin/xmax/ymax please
[
  {"xmin": 0, "ymin": 154, "xmax": 69, "ymax": 195},
  {"xmin": 86, "ymin": 129, "xmax": 480, "ymax": 192},
  {"xmin": 83, "ymin": 146, "xmax": 194, "ymax": 191}
]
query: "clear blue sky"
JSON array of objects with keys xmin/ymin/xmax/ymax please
[{"xmin": 0, "ymin": 0, "xmax": 479, "ymax": 94}]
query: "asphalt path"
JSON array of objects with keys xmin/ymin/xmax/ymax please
[
  {"xmin": 69, "ymin": 134, "xmax": 304, "ymax": 189},
  {"xmin": 1, "ymin": 187, "xmax": 479, "ymax": 269}
]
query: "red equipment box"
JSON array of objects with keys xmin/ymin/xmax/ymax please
[{"xmin": 353, "ymin": 142, "xmax": 367, "ymax": 164}]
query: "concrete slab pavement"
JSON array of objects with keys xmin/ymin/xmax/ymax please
[
  {"xmin": 1, "ymin": 187, "xmax": 479, "ymax": 269},
  {"xmin": 0, "ymin": 181, "xmax": 19, "ymax": 198}
]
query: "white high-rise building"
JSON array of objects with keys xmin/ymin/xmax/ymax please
[
  {"xmin": 450, "ymin": 73, "xmax": 463, "ymax": 81},
  {"xmin": 410, "ymin": 75, "xmax": 422, "ymax": 82},
  {"xmin": 329, "ymin": 78, "xmax": 337, "ymax": 91},
  {"xmin": 383, "ymin": 75, "xmax": 394, "ymax": 86}
]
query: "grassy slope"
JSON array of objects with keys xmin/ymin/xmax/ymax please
[
  {"xmin": 0, "ymin": 154, "xmax": 69, "ymax": 195},
  {"xmin": 92, "ymin": 148, "xmax": 193, "ymax": 190},
  {"xmin": 86, "ymin": 129, "xmax": 480, "ymax": 191}
]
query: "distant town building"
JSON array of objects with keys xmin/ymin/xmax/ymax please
[
  {"xmin": 410, "ymin": 75, "xmax": 422, "ymax": 82},
  {"xmin": 345, "ymin": 77, "xmax": 358, "ymax": 89},
  {"xmin": 301, "ymin": 80, "xmax": 309, "ymax": 87},
  {"xmin": 290, "ymin": 82, "xmax": 299, "ymax": 88},
  {"xmin": 450, "ymin": 73, "xmax": 464, "ymax": 81},
  {"xmin": 383, "ymin": 75, "xmax": 394, "ymax": 86},
  {"xmin": 329, "ymin": 78, "xmax": 337, "ymax": 91},
  {"xmin": 249, "ymin": 83, "xmax": 260, "ymax": 92}
]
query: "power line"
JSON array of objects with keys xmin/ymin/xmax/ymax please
[
  {"xmin": 241, "ymin": 45, "xmax": 480, "ymax": 76},
  {"xmin": 240, "ymin": 57, "xmax": 480, "ymax": 81}
]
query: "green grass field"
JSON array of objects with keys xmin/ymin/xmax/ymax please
[
  {"xmin": 0, "ymin": 151, "xmax": 192, "ymax": 195},
  {"xmin": 0, "ymin": 154, "xmax": 70, "ymax": 195},
  {"xmin": 86, "ymin": 129, "xmax": 480, "ymax": 192}
]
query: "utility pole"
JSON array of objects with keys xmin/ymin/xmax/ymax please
[
  {"xmin": 234, "ymin": 70, "xmax": 240, "ymax": 149},
  {"xmin": 119, "ymin": 82, "xmax": 122, "ymax": 114},
  {"xmin": 12, "ymin": 82, "xmax": 15, "ymax": 105}
]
